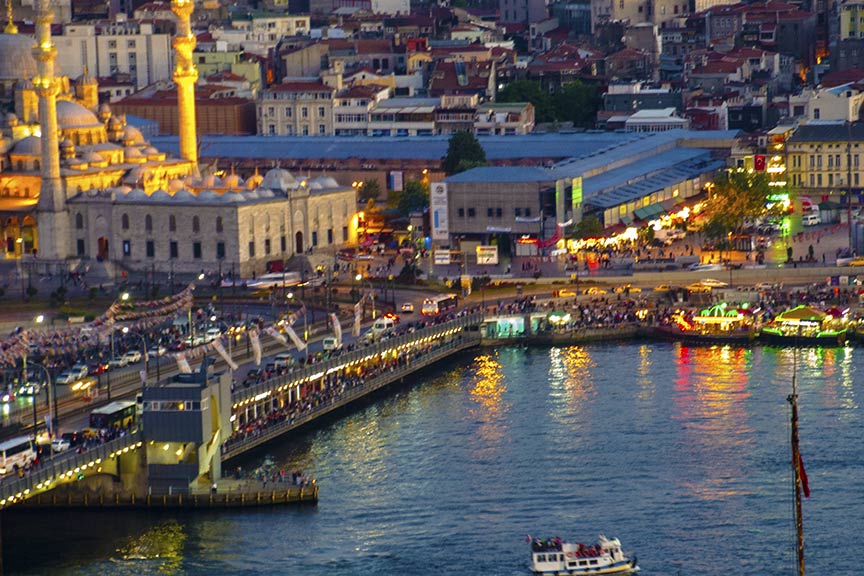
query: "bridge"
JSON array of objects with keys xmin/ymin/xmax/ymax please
[{"xmin": 0, "ymin": 313, "xmax": 484, "ymax": 509}]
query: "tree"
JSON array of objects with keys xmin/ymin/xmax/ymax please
[
  {"xmin": 358, "ymin": 180, "xmax": 381, "ymax": 203},
  {"xmin": 397, "ymin": 180, "xmax": 429, "ymax": 216},
  {"xmin": 572, "ymin": 215, "xmax": 603, "ymax": 239},
  {"xmin": 701, "ymin": 170, "xmax": 778, "ymax": 243},
  {"xmin": 497, "ymin": 80, "xmax": 555, "ymax": 122},
  {"xmin": 443, "ymin": 131, "xmax": 487, "ymax": 175},
  {"xmin": 552, "ymin": 81, "xmax": 601, "ymax": 129}
]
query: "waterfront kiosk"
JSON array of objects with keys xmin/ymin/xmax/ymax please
[{"xmin": 141, "ymin": 360, "xmax": 232, "ymax": 493}]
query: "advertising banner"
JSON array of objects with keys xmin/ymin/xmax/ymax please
[
  {"xmin": 431, "ymin": 183, "xmax": 449, "ymax": 241},
  {"xmin": 475, "ymin": 245, "xmax": 499, "ymax": 265}
]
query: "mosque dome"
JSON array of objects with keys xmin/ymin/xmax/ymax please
[
  {"xmin": 317, "ymin": 176, "xmax": 339, "ymax": 188},
  {"xmin": 201, "ymin": 173, "xmax": 224, "ymax": 188},
  {"xmin": 13, "ymin": 135, "xmax": 41, "ymax": 155},
  {"xmin": 260, "ymin": 168, "xmax": 297, "ymax": 191},
  {"xmin": 124, "ymin": 146, "xmax": 144, "ymax": 159},
  {"xmin": 224, "ymin": 172, "xmax": 244, "ymax": 189},
  {"xmin": 0, "ymin": 34, "xmax": 37, "ymax": 81},
  {"xmin": 172, "ymin": 189, "xmax": 196, "ymax": 203},
  {"xmin": 167, "ymin": 178, "xmax": 185, "ymax": 192},
  {"xmin": 56, "ymin": 100, "xmax": 101, "ymax": 128},
  {"xmin": 123, "ymin": 126, "xmax": 145, "ymax": 145}
]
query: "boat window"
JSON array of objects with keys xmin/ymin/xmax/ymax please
[
  {"xmin": 537, "ymin": 554, "xmax": 545, "ymax": 562},
  {"xmin": 589, "ymin": 559, "xmax": 598, "ymax": 565}
]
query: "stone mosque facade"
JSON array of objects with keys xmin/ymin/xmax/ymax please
[{"xmin": 0, "ymin": 0, "xmax": 357, "ymax": 278}]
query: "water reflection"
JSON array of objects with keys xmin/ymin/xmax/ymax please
[
  {"xmin": 115, "ymin": 519, "xmax": 186, "ymax": 574},
  {"xmin": 673, "ymin": 344, "xmax": 753, "ymax": 501},
  {"xmin": 468, "ymin": 352, "xmax": 509, "ymax": 449},
  {"xmin": 548, "ymin": 346, "xmax": 597, "ymax": 422}
]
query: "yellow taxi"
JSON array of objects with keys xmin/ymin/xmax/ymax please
[
  {"xmin": 556, "ymin": 288, "xmax": 578, "ymax": 297},
  {"xmin": 582, "ymin": 287, "xmax": 608, "ymax": 295},
  {"xmin": 613, "ymin": 284, "xmax": 642, "ymax": 294},
  {"xmin": 653, "ymin": 284, "xmax": 675, "ymax": 292}
]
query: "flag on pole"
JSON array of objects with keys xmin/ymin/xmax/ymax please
[
  {"xmin": 176, "ymin": 352, "xmax": 192, "ymax": 373},
  {"xmin": 212, "ymin": 339, "xmax": 239, "ymax": 371},
  {"xmin": 265, "ymin": 326, "xmax": 288, "ymax": 345},
  {"xmin": 250, "ymin": 329, "xmax": 262, "ymax": 366},
  {"xmin": 798, "ymin": 452, "xmax": 810, "ymax": 498},
  {"xmin": 284, "ymin": 324, "xmax": 306, "ymax": 352},
  {"xmin": 330, "ymin": 313, "xmax": 342, "ymax": 344},
  {"xmin": 353, "ymin": 300, "xmax": 362, "ymax": 337}
]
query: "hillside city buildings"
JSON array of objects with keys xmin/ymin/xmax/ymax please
[{"xmin": 5, "ymin": 0, "xmax": 864, "ymax": 273}]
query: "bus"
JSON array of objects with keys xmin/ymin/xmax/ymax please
[
  {"xmin": 0, "ymin": 436, "xmax": 35, "ymax": 475},
  {"xmin": 421, "ymin": 294, "xmax": 459, "ymax": 316},
  {"xmin": 89, "ymin": 400, "xmax": 137, "ymax": 434}
]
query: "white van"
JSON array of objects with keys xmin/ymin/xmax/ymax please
[
  {"xmin": 802, "ymin": 213, "xmax": 821, "ymax": 226},
  {"xmin": 273, "ymin": 353, "xmax": 295, "ymax": 370},
  {"xmin": 322, "ymin": 337, "xmax": 342, "ymax": 351},
  {"xmin": 371, "ymin": 317, "xmax": 397, "ymax": 335}
]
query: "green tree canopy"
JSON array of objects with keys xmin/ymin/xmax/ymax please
[
  {"xmin": 701, "ymin": 170, "xmax": 780, "ymax": 241},
  {"xmin": 443, "ymin": 131, "xmax": 487, "ymax": 174},
  {"xmin": 397, "ymin": 180, "xmax": 429, "ymax": 216},
  {"xmin": 497, "ymin": 80, "xmax": 555, "ymax": 122},
  {"xmin": 358, "ymin": 180, "xmax": 381, "ymax": 203},
  {"xmin": 572, "ymin": 215, "xmax": 603, "ymax": 239}
]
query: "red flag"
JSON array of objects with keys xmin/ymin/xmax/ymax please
[
  {"xmin": 754, "ymin": 154, "xmax": 766, "ymax": 171},
  {"xmin": 798, "ymin": 452, "xmax": 810, "ymax": 498}
]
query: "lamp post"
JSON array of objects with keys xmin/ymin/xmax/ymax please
[
  {"xmin": 355, "ymin": 273, "xmax": 375, "ymax": 319},
  {"xmin": 122, "ymin": 326, "xmax": 150, "ymax": 385},
  {"xmin": 286, "ymin": 292, "xmax": 308, "ymax": 342},
  {"xmin": 28, "ymin": 361, "xmax": 53, "ymax": 448},
  {"xmin": 106, "ymin": 291, "xmax": 129, "ymax": 402}
]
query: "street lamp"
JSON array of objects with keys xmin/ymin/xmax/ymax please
[
  {"xmin": 106, "ymin": 291, "xmax": 130, "ymax": 401},
  {"xmin": 355, "ymin": 273, "xmax": 376, "ymax": 319},
  {"xmin": 121, "ymin": 326, "xmax": 151, "ymax": 385},
  {"xmin": 286, "ymin": 292, "xmax": 308, "ymax": 342},
  {"xmin": 27, "ymin": 361, "xmax": 53, "ymax": 454}
]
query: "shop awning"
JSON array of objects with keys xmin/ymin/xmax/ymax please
[
  {"xmin": 633, "ymin": 203, "xmax": 666, "ymax": 221},
  {"xmin": 620, "ymin": 214, "xmax": 634, "ymax": 225}
]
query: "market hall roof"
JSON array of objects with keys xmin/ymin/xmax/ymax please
[{"xmin": 786, "ymin": 121, "xmax": 864, "ymax": 143}]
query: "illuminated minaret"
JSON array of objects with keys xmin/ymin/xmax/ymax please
[
  {"xmin": 4, "ymin": 0, "xmax": 18, "ymax": 34},
  {"xmin": 171, "ymin": 0, "xmax": 198, "ymax": 170},
  {"xmin": 34, "ymin": 0, "xmax": 69, "ymax": 260}
]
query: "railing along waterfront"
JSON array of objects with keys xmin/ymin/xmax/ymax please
[
  {"xmin": 223, "ymin": 320, "xmax": 482, "ymax": 459},
  {"xmin": 0, "ymin": 430, "xmax": 143, "ymax": 507},
  {"xmin": 231, "ymin": 312, "xmax": 484, "ymax": 405}
]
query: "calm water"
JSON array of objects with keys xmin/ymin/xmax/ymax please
[{"xmin": 6, "ymin": 342, "xmax": 864, "ymax": 575}]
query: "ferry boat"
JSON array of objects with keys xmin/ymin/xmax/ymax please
[{"xmin": 529, "ymin": 535, "xmax": 639, "ymax": 575}]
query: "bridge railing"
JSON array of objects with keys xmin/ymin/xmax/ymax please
[
  {"xmin": 0, "ymin": 430, "xmax": 143, "ymax": 504},
  {"xmin": 222, "ymin": 332, "xmax": 480, "ymax": 459},
  {"xmin": 232, "ymin": 312, "xmax": 483, "ymax": 405}
]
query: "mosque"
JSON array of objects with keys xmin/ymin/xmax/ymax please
[{"xmin": 0, "ymin": 0, "xmax": 357, "ymax": 278}]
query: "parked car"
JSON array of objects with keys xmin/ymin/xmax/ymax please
[
  {"xmin": 51, "ymin": 438, "xmax": 71, "ymax": 453},
  {"xmin": 70, "ymin": 363, "xmax": 89, "ymax": 379},
  {"xmin": 556, "ymin": 288, "xmax": 578, "ymax": 297},
  {"xmin": 55, "ymin": 371, "xmax": 77, "ymax": 385},
  {"xmin": 122, "ymin": 350, "xmax": 142, "ymax": 364},
  {"xmin": 699, "ymin": 278, "xmax": 729, "ymax": 288},
  {"xmin": 653, "ymin": 284, "xmax": 676, "ymax": 292},
  {"xmin": 582, "ymin": 287, "xmax": 607, "ymax": 295},
  {"xmin": 147, "ymin": 345, "xmax": 167, "ymax": 358},
  {"xmin": 613, "ymin": 284, "xmax": 642, "ymax": 294}
]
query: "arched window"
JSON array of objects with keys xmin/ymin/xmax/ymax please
[
  {"xmin": 145, "ymin": 214, "xmax": 152, "ymax": 233},
  {"xmin": 192, "ymin": 215, "xmax": 200, "ymax": 233},
  {"xmin": 75, "ymin": 213, "xmax": 84, "ymax": 230},
  {"xmin": 121, "ymin": 213, "xmax": 129, "ymax": 230},
  {"xmin": 169, "ymin": 215, "xmax": 176, "ymax": 232},
  {"xmin": 216, "ymin": 216, "xmax": 223, "ymax": 233}
]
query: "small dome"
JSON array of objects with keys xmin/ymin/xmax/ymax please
[
  {"xmin": 98, "ymin": 103, "xmax": 112, "ymax": 115},
  {"xmin": 261, "ymin": 168, "xmax": 297, "ymax": 191},
  {"xmin": 0, "ymin": 34, "xmax": 37, "ymax": 81},
  {"xmin": 316, "ymin": 176, "xmax": 339, "ymax": 188},
  {"xmin": 123, "ymin": 126, "xmax": 145, "ymax": 145},
  {"xmin": 108, "ymin": 116, "xmax": 124, "ymax": 128},
  {"xmin": 197, "ymin": 190, "xmax": 219, "ymax": 201},
  {"xmin": 150, "ymin": 190, "xmax": 172, "ymax": 202},
  {"xmin": 143, "ymin": 146, "xmax": 160, "ymax": 155},
  {"xmin": 172, "ymin": 189, "xmax": 196, "ymax": 202},
  {"xmin": 125, "ymin": 147, "xmax": 144, "ymax": 159},
  {"xmin": 201, "ymin": 173, "xmax": 224, "ymax": 188},
  {"xmin": 13, "ymin": 135, "xmax": 41, "ymax": 155},
  {"xmin": 122, "ymin": 188, "xmax": 149, "ymax": 201},
  {"xmin": 244, "ymin": 190, "xmax": 260, "ymax": 199},
  {"xmin": 124, "ymin": 166, "xmax": 146, "ymax": 182},
  {"xmin": 83, "ymin": 151, "xmax": 104, "ymax": 163},
  {"xmin": 167, "ymin": 178, "xmax": 185, "ymax": 192},
  {"xmin": 224, "ymin": 173, "xmax": 244, "ymax": 188},
  {"xmin": 307, "ymin": 180, "xmax": 323, "ymax": 190},
  {"xmin": 56, "ymin": 100, "xmax": 101, "ymax": 128}
]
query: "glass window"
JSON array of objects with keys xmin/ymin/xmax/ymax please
[
  {"xmin": 76, "ymin": 213, "xmax": 84, "ymax": 229},
  {"xmin": 468, "ymin": 208, "xmax": 475, "ymax": 218},
  {"xmin": 216, "ymin": 242, "xmax": 225, "ymax": 259},
  {"xmin": 265, "ymin": 238, "xmax": 271, "ymax": 255},
  {"xmin": 192, "ymin": 216, "xmax": 200, "ymax": 233},
  {"xmin": 146, "ymin": 240, "xmax": 155, "ymax": 258},
  {"xmin": 77, "ymin": 238, "xmax": 85, "ymax": 256},
  {"xmin": 249, "ymin": 241, "xmax": 255, "ymax": 257},
  {"xmin": 311, "ymin": 231, "xmax": 318, "ymax": 246},
  {"xmin": 193, "ymin": 242, "xmax": 202, "ymax": 259},
  {"xmin": 122, "ymin": 239, "xmax": 131, "ymax": 256},
  {"xmin": 169, "ymin": 215, "xmax": 176, "ymax": 232},
  {"xmin": 145, "ymin": 214, "xmax": 152, "ymax": 232},
  {"xmin": 216, "ymin": 216, "xmax": 223, "ymax": 233},
  {"xmin": 170, "ymin": 241, "xmax": 178, "ymax": 259},
  {"xmin": 121, "ymin": 213, "xmax": 129, "ymax": 230}
]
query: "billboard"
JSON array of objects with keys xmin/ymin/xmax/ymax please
[
  {"xmin": 390, "ymin": 171, "xmax": 404, "ymax": 191},
  {"xmin": 434, "ymin": 250, "xmax": 452, "ymax": 265},
  {"xmin": 431, "ymin": 182, "xmax": 449, "ymax": 241},
  {"xmin": 475, "ymin": 245, "xmax": 499, "ymax": 265}
]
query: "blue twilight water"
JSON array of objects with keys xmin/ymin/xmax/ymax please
[{"xmin": 5, "ymin": 342, "xmax": 864, "ymax": 575}]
